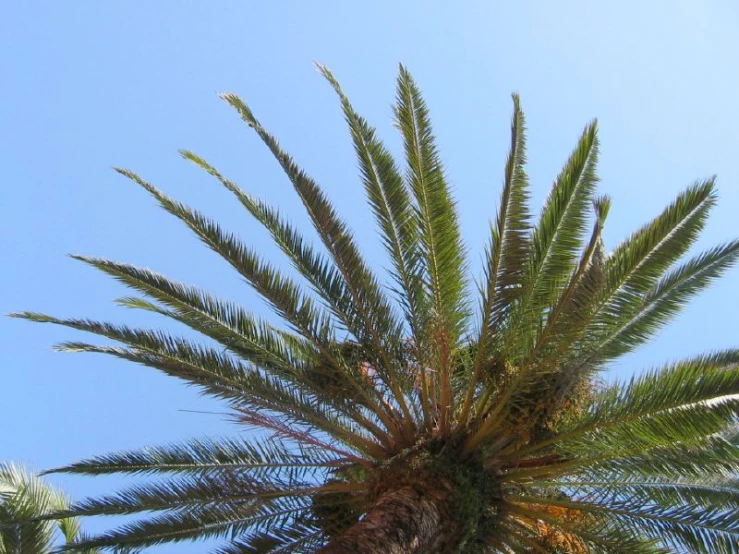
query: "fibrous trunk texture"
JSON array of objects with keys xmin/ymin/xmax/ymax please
[{"xmin": 317, "ymin": 486, "xmax": 447, "ymax": 554}]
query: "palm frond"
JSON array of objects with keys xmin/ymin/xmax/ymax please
[
  {"xmin": 72, "ymin": 257, "xmax": 315, "ymax": 375},
  {"xmin": 114, "ymin": 169, "xmax": 335, "ymax": 344},
  {"xmin": 54, "ymin": 472, "xmax": 321, "ymax": 519},
  {"xmin": 179, "ymin": 150, "xmax": 411, "ymax": 398},
  {"xmin": 394, "ymin": 65, "xmax": 469, "ymax": 431},
  {"xmin": 48, "ymin": 436, "xmax": 343, "ymax": 477},
  {"xmin": 460, "ymin": 94, "xmax": 531, "ymax": 425},
  {"xmin": 512, "ymin": 491, "xmax": 739, "ymax": 554},
  {"xmin": 593, "ymin": 239, "xmax": 739, "ymax": 362},
  {"xmin": 218, "ymin": 94, "xmax": 414, "ymax": 433},
  {"xmin": 1, "ymin": 462, "xmax": 83, "ymax": 553},
  {"xmin": 603, "ymin": 179, "xmax": 715, "ymax": 300},
  {"xmin": 58, "ymin": 498, "xmax": 310, "ymax": 552},
  {"xmin": 215, "ymin": 521, "xmax": 326, "ymax": 554},
  {"xmin": 11, "ymin": 312, "xmax": 386, "ymax": 457},
  {"xmin": 394, "ymin": 65, "xmax": 468, "ymax": 343},
  {"xmin": 316, "ymin": 65, "xmax": 425, "ymax": 345},
  {"xmin": 70, "ymin": 256, "xmax": 390, "ymax": 440},
  {"xmin": 111, "ymin": 169, "xmax": 405, "ymax": 434},
  {"xmin": 316, "ymin": 65, "xmax": 431, "ymax": 428},
  {"xmin": 501, "ymin": 121, "xmax": 599, "ymax": 361},
  {"xmin": 513, "ymin": 350, "xmax": 739, "ymax": 459},
  {"xmin": 501, "ymin": 198, "xmax": 612, "ymax": 431}
]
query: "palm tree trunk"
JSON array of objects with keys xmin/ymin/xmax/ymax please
[{"xmin": 318, "ymin": 486, "xmax": 450, "ymax": 554}]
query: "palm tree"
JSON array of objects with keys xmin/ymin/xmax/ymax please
[
  {"xmin": 12, "ymin": 64, "xmax": 739, "ymax": 552},
  {"xmin": 0, "ymin": 462, "xmax": 82, "ymax": 553}
]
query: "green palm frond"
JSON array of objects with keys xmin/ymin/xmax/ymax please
[
  {"xmin": 55, "ymin": 472, "xmax": 321, "ymax": 519},
  {"xmin": 10, "ymin": 312, "xmax": 383, "ymax": 457},
  {"xmin": 512, "ymin": 491, "xmax": 738, "ymax": 553},
  {"xmin": 512, "ymin": 350, "xmax": 739, "ymax": 458},
  {"xmin": 14, "ymin": 64, "xmax": 739, "ymax": 553},
  {"xmin": 1, "ymin": 462, "xmax": 84, "ymax": 553},
  {"xmin": 112, "ymin": 170, "xmax": 335, "ymax": 344},
  {"xmin": 71, "ymin": 257, "xmax": 316, "ymax": 373},
  {"xmin": 317, "ymin": 65, "xmax": 431, "ymax": 428},
  {"xmin": 486, "ymin": 94, "xmax": 532, "ymax": 329},
  {"xmin": 68, "ymin": 257, "xmax": 390, "ymax": 445},
  {"xmin": 214, "ymin": 521, "xmax": 325, "ymax": 554},
  {"xmin": 394, "ymin": 65, "xmax": 470, "ymax": 432},
  {"xmin": 179, "ymin": 150, "xmax": 413, "ymax": 400},
  {"xmin": 576, "ymin": 435, "xmax": 739, "ymax": 485},
  {"xmin": 501, "ymin": 121, "xmax": 599, "ymax": 361},
  {"xmin": 603, "ymin": 180, "xmax": 715, "ymax": 298},
  {"xmin": 219, "ymin": 93, "xmax": 417, "ymax": 437},
  {"xmin": 592, "ymin": 239, "xmax": 739, "ymax": 362},
  {"xmin": 49, "ymin": 435, "xmax": 344, "ymax": 477},
  {"xmin": 59, "ymin": 499, "xmax": 311, "ymax": 552},
  {"xmin": 460, "ymin": 94, "xmax": 531, "ymax": 425},
  {"xmin": 316, "ymin": 66, "xmax": 428, "ymax": 367},
  {"xmin": 568, "ymin": 180, "xmax": 720, "ymax": 366},
  {"xmin": 529, "ymin": 196, "xmax": 611, "ymax": 360},
  {"xmin": 506, "ymin": 196, "xmax": 611, "ymax": 424},
  {"xmin": 394, "ymin": 65, "xmax": 468, "ymax": 343}
]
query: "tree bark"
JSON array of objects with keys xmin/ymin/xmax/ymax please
[{"xmin": 317, "ymin": 486, "xmax": 448, "ymax": 554}]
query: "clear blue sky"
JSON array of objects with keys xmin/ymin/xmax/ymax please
[{"xmin": 2, "ymin": 1, "xmax": 739, "ymax": 551}]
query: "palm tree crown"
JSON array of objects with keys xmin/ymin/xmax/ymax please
[{"xmin": 13, "ymin": 64, "xmax": 739, "ymax": 553}]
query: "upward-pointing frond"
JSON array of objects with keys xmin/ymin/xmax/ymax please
[
  {"xmin": 495, "ymin": 197, "xmax": 611, "ymax": 432},
  {"xmin": 110, "ymin": 169, "xmax": 408, "ymax": 436},
  {"xmin": 219, "ymin": 93, "xmax": 414, "ymax": 436},
  {"xmin": 316, "ymin": 66, "xmax": 426, "ymax": 350},
  {"xmin": 179, "ymin": 151, "xmax": 401, "ymax": 374},
  {"xmin": 502, "ymin": 121, "xmax": 599, "ymax": 361},
  {"xmin": 460, "ymin": 94, "xmax": 530, "ymax": 424},
  {"xmin": 316, "ymin": 64, "xmax": 430, "ymax": 427},
  {"xmin": 487, "ymin": 94, "xmax": 532, "ymax": 330},
  {"xmin": 113, "ymin": 168, "xmax": 334, "ymax": 346},
  {"xmin": 485, "ymin": 196, "xmax": 608, "ymax": 438},
  {"xmin": 394, "ymin": 65, "xmax": 469, "ymax": 345},
  {"xmin": 604, "ymin": 179, "xmax": 716, "ymax": 299},
  {"xmin": 394, "ymin": 65, "xmax": 469, "ymax": 431},
  {"xmin": 532, "ymin": 195, "xmax": 611, "ymax": 357},
  {"xmin": 178, "ymin": 153, "xmax": 357, "ymax": 324},
  {"xmin": 217, "ymin": 95, "xmax": 401, "ymax": 351}
]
